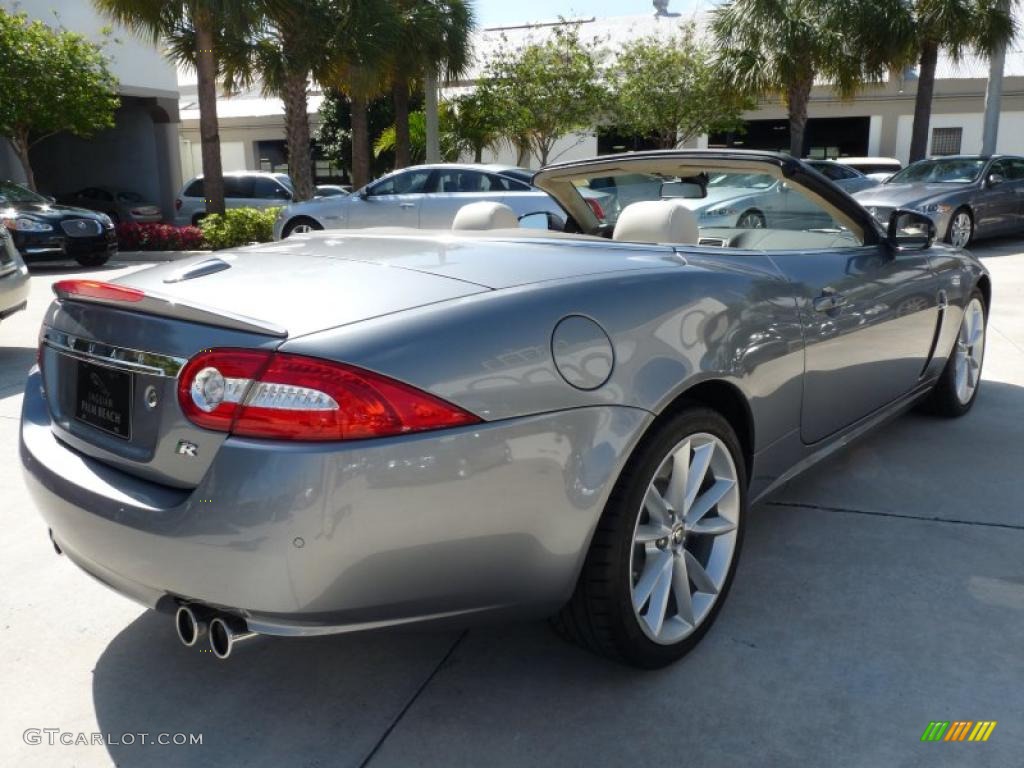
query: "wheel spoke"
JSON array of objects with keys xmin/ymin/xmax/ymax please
[
  {"xmin": 665, "ymin": 442, "xmax": 690, "ymax": 512},
  {"xmin": 683, "ymin": 442, "xmax": 714, "ymax": 515},
  {"xmin": 969, "ymin": 325, "xmax": 983, "ymax": 347},
  {"xmin": 643, "ymin": 557, "xmax": 674, "ymax": 635},
  {"xmin": 686, "ymin": 477, "xmax": 735, "ymax": 527},
  {"xmin": 635, "ymin": 523, "xmax": 670, "ymax": 543},
  {"xmin": 644, "ymin": 487, "xmax": 671, "ymax": 527},
  {"xmin": 684, "ymin": 549, "xmax": 719, "ymax": 595},
  {"xmin": 672, "ymin": 553, "xmax": 695, "ymax": 626},
  {"xmin": 967, "ymin": 356, "xmax": 980, "ymax": 388},
  {"xmin": 633, "ymin": 550, "xmax": 672, "ymax": 612},
  {"xmin": 689, "ymin": 517, "xmax": 737, "ymax": 536}
]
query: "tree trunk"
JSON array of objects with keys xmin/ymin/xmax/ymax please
[
  {"xmin": 474, "ymin": 144, "xmax": 483, "ymax": 163},
  {"xmin": 10, "ymin": 133, "xmax": 35, "ymax": 191},
  {"xmin": 282, "ymin": 69, "xmax": 314, "ymax": 201},
  {"xmin": 195, "ymin": 15, "xmax": 225, "ymax": 215},
  {"xmin": 786, "ymin": 77, "xmax": 812, "ymax": 157},
  {"xmin": 424, "ymin": 68, "xmax": 440, "ymax": 163},
  {"xmin": 515, "ymin": 140, "xmax": 530, "ymax": 167},
  {"xmin": 909, "ymin": 41, "xmax": 939, "ymax": 163},
  {"xmin": 392, "ymin": 76, "xmax": 411, "ymax": 169},
  {"xmin": 350, "ymin": 93, "xmax": 370, "ymax": 189}
]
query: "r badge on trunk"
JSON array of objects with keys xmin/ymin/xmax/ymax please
[{"xmin": 176, "ymin": 440, "xmax": 198, "ymax": 457}]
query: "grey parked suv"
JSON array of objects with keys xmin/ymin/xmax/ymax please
[{"xmin": 174, "ymin": 171, "xmax": 294, "ymax": 226}]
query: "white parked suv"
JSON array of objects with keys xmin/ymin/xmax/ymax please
[{"xmin": 174, "ymin": 171, "xmax": 294, "ymax": 226}]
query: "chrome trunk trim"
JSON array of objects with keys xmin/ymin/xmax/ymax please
[{"xmin": 42, "ymin": 328, "xmax": 187, "ymax": 378}]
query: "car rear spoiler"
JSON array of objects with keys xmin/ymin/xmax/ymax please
[{"xmin": 52, "ymin": 279, "xmax": 288, "ymax": 338}]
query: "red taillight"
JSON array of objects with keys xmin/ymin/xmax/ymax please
[
  {"xmin": 177, "ymin": 349, "xmax": 275, "ymax": 432},
  {"xmin": 177, "ymin": 349, "xmax": 480, "ymax": 441},
  {"xmin": 175, "ymin": 198, "xmax": 182, "ymax": 211},
  {"xmin": 585, "ymin": 196, "xmax": 605, "ymax": 221},
  {"xmin": 53, "ymin": 280, "xmax": 145, "ymax": 303}
]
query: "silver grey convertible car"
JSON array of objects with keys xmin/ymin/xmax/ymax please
[
  {"xmin": 854, "ymin": 154, "xmax": 1024, "ymax": 248},
  {"xmin": 20, "ymin": 150, "xmax": 990, "ymax": 668}
]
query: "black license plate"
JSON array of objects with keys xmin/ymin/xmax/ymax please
[{"xmin": 74, "ymin": 360, "xmax": 132, "ymax": 439}]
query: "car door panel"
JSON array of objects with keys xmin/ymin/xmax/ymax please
[
  {"xmin": 770, "ymin": 246, "xmax": 941, "ymax": 443},
  {"xmin": 348, "ymin": 169, "xmax": 433, "ymax": 228},
  {"xmin": 974, "ymin": 160, "xmax": 1015, "ymax": 234},
  {"xmin": 419, "ymin": 170, "xmax": 506, "ymax": 229}
]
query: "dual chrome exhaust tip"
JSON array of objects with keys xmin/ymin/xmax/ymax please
[{"xmin": 175, "ymin": 605, "xmax": 257, "ymax": 660}]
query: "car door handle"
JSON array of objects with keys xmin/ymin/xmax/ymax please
[
  {"xmin": 813, "ymin": 290, "xmax": 847, "ymax": 313},
  {"xmin": 399, "ymin": 203, "xmax": 415, "ymax": 209}
]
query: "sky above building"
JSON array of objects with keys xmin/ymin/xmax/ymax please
[{"xmin": 474, "ymin": 0, "xmax": 707, "ymax": 29}]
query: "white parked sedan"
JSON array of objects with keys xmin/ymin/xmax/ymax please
[{"xmin": 272, "ymin": 164, "xmax": 582, "ymax": 239}]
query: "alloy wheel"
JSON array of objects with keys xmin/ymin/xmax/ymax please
[
  {"xmin": 290, "ymin": 223, "xmax": 315, "ymax": 234},
  {"xmin": 738, "ymin": 211, "xmax": 765, "ymax": 229},
  {"xmin": 629, "ymin": 433, "xmax": 740, "ymax": 645},
  {"xmin": 949, "ymin": 212, "xmax": 972, "ymax": 248},
  {"xmin": 954, "ymin": 297, "xmax": 985, "ymax": 405}
]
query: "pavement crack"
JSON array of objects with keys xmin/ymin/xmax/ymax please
[
  {"xmin": 990, "ymin": 324, "xmax": 1024, "ymax": 357},
  {"xmin": 359, "ymin": 629, "xmax": 468, "ymax": 768},
  {"xmin": 766, "ymin": 501, "xmax": 1023, "ymax": 531}
]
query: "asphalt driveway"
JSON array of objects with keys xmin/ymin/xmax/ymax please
[{"xmin": 1, "ymin": 248, "xmax": 1021, "ymax": 767}]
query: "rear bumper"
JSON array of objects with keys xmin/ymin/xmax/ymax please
[{"xmin": 20, "ymin": 368, "xmax": 650, "ymax": 635}]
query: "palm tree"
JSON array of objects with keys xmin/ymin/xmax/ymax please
[
  {"xmin": 322, "ymin": 0, "xmax": 399, "ymax": 188},
  {"xmin": 898, "ymin": 0, "xmax": 1016, "ymax": 162},
  {"xmin": 222, "ymin": 1, "xmax": 332, "ymax": 202},
  {"xmin": 93, "ymin": 1, "xmax": 256, "ymax": 215},
  {"xmin": 388, "ymin": 0, "xmax": 475, "ymax": 169},
  {"xmin": 711, "ymin": 0, "xmax": 898, "ymax": 156}
]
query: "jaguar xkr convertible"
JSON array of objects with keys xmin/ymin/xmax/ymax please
[{"xmin": 20, "ymin": 151, "xmax": 989, "ymax": 667}]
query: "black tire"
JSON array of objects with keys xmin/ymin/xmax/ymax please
[
  {"xmin": 922, "ymin": 288, "xmax": 987, "ymax": 417},
  {"xmin": 945, "ymin": 207, "xmax": 974, "ymax": 248},
  {"xmin": 282, "ymin": 217, "xmax": 324, "ymax": 238},
  {"xmin": 191, "ymin": 213, "xmax": 207, "ymax": 227},
  {"xmin": 552, "ymin": 405, "xmax": 748, "ymax": 668},
  {"xmin": 737, "ymin": 210, "xmax": 766, "ymax": 229},
  {"xmin": 74, "ymin": 252, "xmax": 110, "ymax": 268}
]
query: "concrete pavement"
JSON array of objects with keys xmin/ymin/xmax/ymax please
[{"xmin": 1, "ymin": 244, "xmax": 1021, "ymax": 767}]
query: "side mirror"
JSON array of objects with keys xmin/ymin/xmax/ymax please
[
  {"xmin": 987, "ymin": 173, "xmax": 1005, "ymax": 188},
  {"xmin": 519, "ymin": 211, "xmax": 565, "ymax": 231},
  {"xmin": 778, "ymin": 182, "xmax": 790, "ymax": 194},
  {"xmin": 887, "ymin": 209, "xmax": 935, "ymax": 251}
]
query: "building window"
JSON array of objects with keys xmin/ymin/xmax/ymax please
[{"xmin": 931, "ymin": 127, "xmax": 962, "ymax": 156}]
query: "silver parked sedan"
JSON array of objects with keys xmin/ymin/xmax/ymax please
[
  {"xmin": 21, "ymin": 150, "xmax": 989, "ymax": 668},
  {"xmin": 854, "ymin": 155, "xmax": 1024, "ymax": 248},
  {"xmin": 272, "ymin": 163, "xmax": 577, "ymax": 239},
  {"xmin": 0, "ymin": 227, "xmax": 30, "ymax": 322}
]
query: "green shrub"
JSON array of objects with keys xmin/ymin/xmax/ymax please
[{"xmin": 199, "ymin": 207, "xmax": 281, "ymax": 250}]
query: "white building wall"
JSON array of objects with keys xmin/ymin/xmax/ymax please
[
  {"xmin": 3, "ymin": 0, "xmax": 178, "ymax": 96},
  {"xmin": 891, "ymin": 112, "xmax": 1024, "ymax": 162},
  {"xmin": 180, "ymin": 140, "xmax": 247, "ymax": 180}
]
